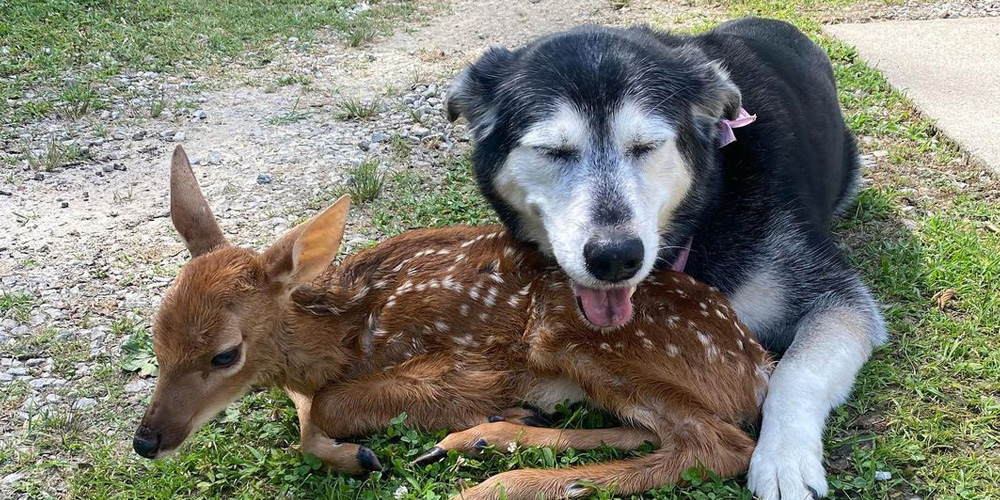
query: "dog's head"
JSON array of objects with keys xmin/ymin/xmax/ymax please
[{"xmin": 447, "ymin": 26, "xmax": 740, "ymax": 328}]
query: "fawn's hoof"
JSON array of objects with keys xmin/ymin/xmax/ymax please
[
  {"xmin": 413, "ymin": 446, "xmax": 446, "ymax": 465},
  {"xmin": 356, "ymin": 446, "xmax": 382, "ymax": 472}
]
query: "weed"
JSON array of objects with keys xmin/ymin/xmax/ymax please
[
  {"xmin": 345, "ymin": 18, "xmax": 379, "ymax": 47},
  {"xmin": 149, "ymin": 96, "xmax": 167, "ymax": 118},
  {"xmin": 59, "ymin": 81, "xmax": 99, "ymax": 119},
  {"xmin": 337, "ymin": 96, "xmax": 381, "ymax": 120},
  {"xmin": 118, "ymin": 318, "xmax": 158, "ymax": 378},
  {"xmin": 346, "ymin": 158, "xmax": 384, "ymax": 203},
  {"xmin": 0, "ymin": 292, "xmax": 35, "ymax": 323},
  {"xmin": 25, "ymin": 139, "xmax": 89, "ymax": 171}
]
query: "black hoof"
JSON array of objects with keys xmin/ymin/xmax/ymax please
[
  {"xmin": 807, "ymin": 486, "xmax": 821, "ymax": 499},
  {"xmin": 488, "ymin": 415, "xmax": 505, "ymax": 423},
  {"xmin": 356, "ymin": 446, "xmax": 382, "ymax": 472},
  {"xmin": 413, "ymin": 446, "xmax": 446, "ymax": 465},
  {"xmin": 520, "ymin": 415, "xmax": 551, "ymax": 427},
  {"xmin": 471, "ymin": 438, "xmax": 488, "ymax": 450}
]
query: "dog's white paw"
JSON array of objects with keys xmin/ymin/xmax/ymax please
[{"xmin": 747, "ymin": 427, "xmax": 827, "ymax": 500}]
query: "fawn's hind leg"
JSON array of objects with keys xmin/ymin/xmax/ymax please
[
  {"xmin": 415, "ymin": 422, "xmax": 658, "ymax": 464},
  {"xmin": 450, "ymin": 418, "xmax": 754, "ymax": 500}
]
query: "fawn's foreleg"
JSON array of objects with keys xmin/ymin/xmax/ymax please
[{"xmin": 283, "ymin": 387, "xmax": 382, "ymax": 475}]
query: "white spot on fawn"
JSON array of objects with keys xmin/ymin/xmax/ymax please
[
  {"xmin": 484, "ymin": 287, "xmax": 498, "ymax": 307},
  {"xmin": 459, "ymin": 304, "xmax": 470, "ymax": 316},
  {"xmin": 697, "ymin": 331, "xmax": 712, "ymax": 346},
  {"xmin": 434, "ymin": 320, "xmax": 450, "ymax": 332},
  {"xmin": 667, "ymin": 344, "xmax": 681, "ymax": 356}
]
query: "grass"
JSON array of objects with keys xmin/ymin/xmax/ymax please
[
  {"xmin": 0, "ymin": 292, "xmax": 35, "ymax": 323},
  {"xmin": 24, "ymin": 138, "xmax": 90, "ymax": 171},
  {"xmin": 338, "ymin": 95, "xmax": 382, "ymax": 120},
  {"xmin": 346, "ymin": 158, "xmax": 386, "ymax": 203},
  {"xmin": 0, "ymin": 0, "xmax": 418, "ymax": 126}
]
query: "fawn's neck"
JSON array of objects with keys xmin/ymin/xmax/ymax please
[{"xmin": 263, "ymin": 273, "xmax": 373, "ymax": 394}]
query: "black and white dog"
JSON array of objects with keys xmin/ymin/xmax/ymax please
[{"xmin": 446, "ymin": 18, "xmax": 886, "ymax": 500}]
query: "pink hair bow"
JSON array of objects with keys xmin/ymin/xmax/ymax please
[{"xmin": 718, "ymin": 107, "xmax": 756, "ymax": 147}]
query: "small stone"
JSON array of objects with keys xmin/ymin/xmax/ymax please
[
  {"xmin": 411, "ymin": 126, "xmax": 431, "ymax": 138},
  {"xmin": 45, "ymin": 393, "xmax": 59, "ymax": 403},
  {"xmin": 132, "ymin": 130, "xmax": 146, "ymax": 141},
  {"xmin": 9, "ymin": 367, "xmax": 27, "ymax": 376},
  {"xmin": 160, "ymin": 130, "xmax": 176, "ymax": 139},
  {"xmin": 102, "ymin": 164, "xmax": 114, "ymax": 173},
  {"xmin": 205, "ymin": 151, "xmax": 222, "ymax": 165},
  {"xmin": 113, "ymin": 163, "xmax": 127, "ymax": 171},
  {"xmin": 174, "ymin": 132, "xmax": 187, "ymax": 142},
  {"xmin": 2, "ymin": 473, "xmax": 23, "ymax": 486},
  {"xmin": 371, "ymin": 132, "xmax": 386, "ymax": 143},
  {"xmin": 33, "ymin": 172, "xmax": 45, "ymax": 181},
  {"xmin": 0, "ymin": 189, "xmax": 11, "ymax": 196},
  {"xmin": 875, "ymin": 471, "xmax": 892, "ymax": 481},
  {"xmin": 25, "ymin": 358, "xmax": 45, "ymax": 367},
  {"xmin": 73, "ymin": 397, "xmax": 97, "ymax": 410},
  {"xmin": 112, "ymin": 131, "xmax": 126, "ymax": 141},
  {"xmin": 0, "ymin": 373, "xmax": 12, "ymax": 383},
  {"xmin": 125, "ymin": 378, "xmax": 147, "ymax": 393},
  {"xmin": 257, "ymin": 173, "xmax": 274, "ymax": 184},
  {"xmin": 193, "ymin": 109, "xmax": 207, "ymax": 120}
]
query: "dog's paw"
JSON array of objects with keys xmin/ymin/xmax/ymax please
[{"xmin": 747, "ymin": 429, "xmax": 827, "ymax": 500}]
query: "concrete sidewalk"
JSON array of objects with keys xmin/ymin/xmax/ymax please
[{"xmin": 826, "ymin": 17, "xmax": 1000, "ymax": 172}]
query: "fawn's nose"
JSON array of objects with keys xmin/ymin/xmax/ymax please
[
  {"xmin": 133, "ymin": 427, "xmax": 161, "ymax": 459},
  {"xmin": 583, "ymin": 236, "xmax": 644, "ymax": 282}
]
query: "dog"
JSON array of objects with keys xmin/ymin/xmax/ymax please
[{"xmin": 445, "ymin": 17, "xmax": 887, "ymax": 499}]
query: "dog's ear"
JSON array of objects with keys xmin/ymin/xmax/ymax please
[
  {"xmin": 445, "ymin": 47, "xmax": 515, "ymax": 138},
  {"xmin": 695, "ymin": 61, "xmax": 742, "ymax": 121}
]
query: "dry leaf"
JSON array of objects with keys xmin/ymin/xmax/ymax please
[
  {"xmin": 932, "ymin": 288, "xmax": 956, "ymax": 311},
  {"xmin": 985, "ymin": 222, "xmax": 999, "ymax": 233}
]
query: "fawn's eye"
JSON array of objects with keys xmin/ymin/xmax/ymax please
[{"xmin": 211, "ymin": 347, "xmax": 240, "ymax": 368}]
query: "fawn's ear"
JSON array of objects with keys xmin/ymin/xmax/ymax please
[
  {"xmin": 170, "ymin": 146, "xmax": 228, "ymax": 257},
  {"xmin": 264, "ymin": 195, "xmax": 351, "ymax": 287}
]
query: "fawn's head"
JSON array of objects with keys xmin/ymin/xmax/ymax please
[{"xmin": 133, "ymin": 146, "xmax": 351, "ymax": 459}]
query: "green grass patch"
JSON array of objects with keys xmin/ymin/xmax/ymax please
[
  {"xmin": 337, "ymin": 96, "xmax": 382, "ymax": 120},
  {"xmin": 0, "ymin": 0, "xmax": 418, "ymax": 125},
  {"xmin": 0, "ymin": 291, "xmax": 35, "ymax": 323},
  {"xmin": 346, "ymin": 158, "xmax": 386, "ymax": 203}
]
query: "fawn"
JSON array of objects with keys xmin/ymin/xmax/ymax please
[{"xmin": 133, "ymin": 146, "xmax": 772, "ymax": 500}]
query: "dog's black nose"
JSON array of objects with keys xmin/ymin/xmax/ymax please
[
  {"xmin": 133, "ymin": 428, "xmax": 161, "ymax": 459},
  {"xmin": 583, "ymin": 236, "xmax": 644, "ymax": 282}
]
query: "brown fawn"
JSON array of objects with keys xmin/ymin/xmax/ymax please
[{"xmin": 133, "ymin": 146, "xmax": 771, "ymax": 500}]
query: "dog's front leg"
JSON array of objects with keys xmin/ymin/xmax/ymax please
[{"xmin": 747, "ymin": 296, "xmax": 885, "ymax": 500}]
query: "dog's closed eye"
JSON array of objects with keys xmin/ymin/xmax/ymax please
[
  {"xmin": 625, "ymin": 141, "xmax": 660, "ymax": 159},
  {"xmin": 535, "ymin": 146, "xmax": 580, "ymax": 162}
]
